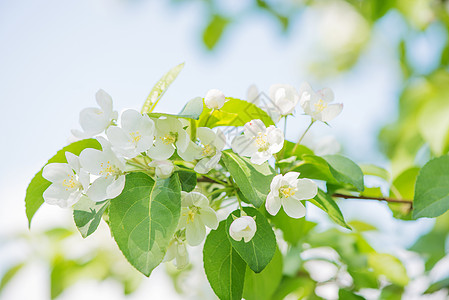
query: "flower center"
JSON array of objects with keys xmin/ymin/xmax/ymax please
[
  {"xmin": 99, "ymin": 161, "xmax": 120, "ymax": 178},
  {"xmin": 130, "ymin": 131, "xmax": 142, "ymax": 143},
  {"xmin": 202, "ymin": 144, "xmax": 216, "ymax": 157},
  {"xmin": 161, "ymin": 132, "xmax": 177, "ymax": 145},
  {"xmin": 255, "ymin": 132, "xmax": 269, "ymax": 152},
  {"xmin": 279, "ymin": 185, "xmax": 296, "ymax": 198},
  {"xmin": 186, "ymin": 206, "xmax": 200, "ymax": 224},
  {"xmin": 62, "ymin": 174, "xmax": 80, "ymax": 191},
  {"xmin": 314, "ymin": 99, "xmax": 327, "ymax": 112}
]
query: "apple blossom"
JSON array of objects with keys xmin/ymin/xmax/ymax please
[
  {"xmin": 268, "ymin": 84, "xmax": 300, "ymax": 121},
  {"xmin": 106, "ymin": 109, "xmax": 155, "ymax": 158},
  {"xmin": 148, "ymin": 160, "xmax": 175, "ymax": 179},
  {"xmin": 79, "ymin": 138, "xmax": 126, "ymax": 202},
  {"xmin": 299, "ymin": 82, "xmax": 343, "ymax": 122},
  {"xmin": 147, "ymin": 116, "xmax": 189, "ymax": 160},
  {"xmin": 229, "ymin": 215, "xmax": 257, "ymax": 243},
  {"xmin": 194, "ymin": 127, "xmax": 226, "ymax": 174},
  {"xmin": 72, "ymin": 89, "xmax": 118, "ymax": 138},
  {"xmin": 42, "ymin": 152, "xmax": 89, "ymax": 208},
  {"xmin": 266, "ymin": 172, "xmax": 317, "ymax": 218},
  {"xmin": 164, "ymin": 238, "xmax": 189, "ymax": 269},
  {"xmin": 178, "ymin": 191, "xmax": 218, "ymax": 246},
  {"xmin": 204, "ymin": 89, "xmax": 226, "ymax": 110},
  {"xmin": 231, "ymin": 119, "xmax": 284, "ymax": 165},
  {"xmin": 247, "ymin": 84, "xmax": 260, "ymax": 105}
]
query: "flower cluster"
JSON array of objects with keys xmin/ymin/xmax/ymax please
[{"xmin": 41, "ymin": 81, "xmax": 339, "ymax": 271}]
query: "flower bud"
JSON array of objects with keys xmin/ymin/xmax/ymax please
[
  {"xmin": 205, "ymin": 89, "xmax": 226, "ymax": 110},
  {"xmin": 229, "ymin": 215, "xmax": 257, "ymax": 243},
  {"xmin": 149, "ymin": 160, "xmax": 174, "ymax": 179}
]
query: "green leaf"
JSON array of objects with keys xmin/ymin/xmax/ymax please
[
  {"xmin": 25, "ymin": 139, "xmax": 101, "ymax": 227},
  {"xmin": 109, "ymin": 172, "xmax": 181, "ymax": 276},
  {"xmin": 203, "ymin": 220, "xmax": 246, "ymax": 300},
  {"xmin": 242, "ymin": 247, "xmax": 283, "ymax": 300},
  {"xmin": 226, "ymin": 207, "xmax": 276, "ymax": 273},
  {"xmin": 348, "ymin": 220, "xmax": 377, "ymax": 232},
  {"xmin": 221, "ymin": 151, "xmax": 276, "ymax": 208},
  {"xmin": 198, "ymin": 98, "xmax": 274, "ymax": 128},
  {"xmin": 176, "ymin": 170, "xmax": 197, "ymax": 192},
  {"xmin": 413, "ymin": 155, "xmax": 449, "ymax": 218},
  {"xmin": 147, "ymin": 97, "xmax": 203, "ymax": 120},
  {"xmin": 367, "ymin": 253, "xmax": 409, "ymax": 287},
  {"xmin": 311, "ymin": 189, "xmax": 351, "ymax": 229},
  {"xmin": 380, "ymin": 285, "xmax": 404, "ymax": 300},
  {"xmin": 203, "ymin": 14, "xmax": 230, "ymax": 50},
  {"xmin": 322, "ymin": 155, "xmax": 365, "ymax": 191},
  {"xmin": 425, "ymin": 277, "xmax": 449, "ymax": 294},
  {"xmin": 0, "ymin": 262, "xmax": 25, "ymax": 293},
  {"xmin": 73, "ymin": 197, "xmax": 110, "ymax": 238},
  {"xmin": 360, "ymin": 164, "xmax": 390, "ymax": 181},
  {"xmin": 270, "ymin": 209, "xmax": 317, "ymax": 244},
  {"xmin": 338, "ymin": 289, "xmax": 366, "ymax": 300},
  {"xmin": 389, "ymin": 167, "xmax": 418, "ymax": 220},
  {"xmin": 141, "ymin": 63, "xmax": 184, "ymax": 114}
]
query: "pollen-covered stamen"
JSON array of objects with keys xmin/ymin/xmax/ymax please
[
  {"xmin": 202, "ymin": 144, "xmax": 216, "ymax": 157},
  {"xmin": 160, "ymin": 132, "xmax": 177, "ymax": 145},
  {"xmin": 314, "ymin": 99, "xmax": 328, "ymax": 112},
  {"xmin": 185, "ymin": 206, "xmax": 200, "ymax": 224},
  {"xmin": 279, "ymin": 185, "xmax": 297, "ymax": 198},
  {"xmin": 99, "ymin": 161, "xmax": 121, "ymax": 178},
  {"xmin": 255, "ymin": 132, "xmax": 269, "ymax": 152},
  {"xmin": 130, "ymin": 131, "xmax": 142, "ymax": 143},
  {"xmin": 62, "ymin": 174, "xmax": 81, "ymax": 191}
]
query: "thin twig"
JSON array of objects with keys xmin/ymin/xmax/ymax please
[{"xmin": 332, "ymin": 193, "xmax": 413, "ymax": 206}]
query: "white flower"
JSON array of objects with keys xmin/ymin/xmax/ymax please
[
  {"xmin": 268, "ymin": 84, "xmax": 300, "ymax": 119},
  {"xmin": 299, "ymin": 82, "xmax": 343, "ymax": 122},
  {"xmin": 229, "ymin": 215, "xmax": 257, "ymax": 243},
  {"xmin": 72, "ymin": 89, "xmax": 118, "ymax": 138},
  {"xmin": 42, "ymin": 152, "xmax": 89, "ymax": 208},
  {"xmin": 204, "ymin": 89, "xmax": 226, "ymax": 110},
  {"xmin": 106, "ymin": 109, "xmax": 155, "ymax": 158},
  {"xmin": 266, "ymin": 172, "xmax": 317, "ymax": 218},
  {"xmin": 231, "ymin": 119, "xmax": 284, "ymax": 165},
  {"xmin": 164, "ymin": 238, "xmax": 189, "ymax": 269},
  {"xmin": 178, "ymin": 191, "xmax": 218, "ymax": 246},
  {"xmin": 148, "ymin": 160, "xmax": 174, "ymax": 179},
  {"xmin": 147, "ymin": 116, "xmax": 189, "ymax": 160},
  {"xmin": 79, "ymin": 138, "xmax": 126, "ymax": 202},
  {"xmin": 194, "ymin": 127, "xmax": 226, "ymax": 174}
]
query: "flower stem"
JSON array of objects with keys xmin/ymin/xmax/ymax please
[
  {"xmin": 203, "ymin": 109, "xmax": 214, "ymax": 127},
  {"xmin": 189, "ymin": 119, "xmax": 197, "ymax": 141},
  {"xmin": 292, "ymin": 119, "xmax": 315, "ymax": 154}
]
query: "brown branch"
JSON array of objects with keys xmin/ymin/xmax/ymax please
[
  {"xmin": 332, "ymin": 193, "xmax": 413, "ymax": 207},
  {"xmin": 197, "ymin": 177, "xmax": 217, "ymax": 184}
]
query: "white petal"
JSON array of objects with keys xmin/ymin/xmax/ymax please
[
  {"xmin": 321, "ymin": 104, "xmax": 343, "ymax": 122},
  {"xmin": 96, "ymin": 89, "xmax": 113, "ymax": 115},
  {"xmin": 186, "ymin": 217, "xmax": 206, "ymax": 246},
  {"xmin": 266, "ymin": 126, "xmax": 284, "ymax": 154},
  {"xmin": 231, "ymin": 135, "xmax": 257, "ymax": 157},
  {"xmin": 190, "ymin": 192, "xmax": 209, "ymax": 208},
  {"xmin": 199, "ymin": 207, "xmax": 218, "ymax": 229},
  {"xmin": 79, "ymin": 148, "xmax": 105, "ymax": 175},
  {"xmin": 270, "ymin": 174, "xmax": 283, "ymax": 191},
  {"xmin": 250, "ymin": 151, "xmax": 271, "ymax": 165},
  {"xmin": 86, "ymin": 176, "xmax": 114, "ymax": 202},
  {"xmin": 42, "ymin": 184, "xmax": 73, "ymax": 208},
  {"xmin": 295, "ymin": 178, "xmax": 318, "ymax": 200},
  {"xmin": 205, "ymin": 89, "xmax": 226, "ymax": 109},
  {"xmin": 106, "ymin": 175, "xmax": 126, "ymax": 199},
  {"xmin": 65, "ymin": 152, "xmax": 80, "ymax": 173},
  {"xmin": 107, "ymin": 126, "xmax": 131, "ymax": 148},
  {"xmin": 178, "ymin": 141, "xmax": 202, "ymax": 162},
  {"xmin": 120, "ymin": 109, "xmax": 142, "ymax": 132},
  {"xmin": 265, "ymin": 192, "xmax": 281, "ymax": 216},
  {"xmin": 176, "ymin": 129, "xmax": 189, "ymax": 152},
  {"xmin": 42, "ymin": 163, "xmax": 73, "ymax": 183},
  {"xmin": 79, "ymin": 107, "xmax": 109, "ymax": 135},
  {"xmin": 147, "ymin": 140, "xmax": 175, "ymax": 160},
  {"xmin": 197, "ymin": 127, "xmax": 216, "ymax": 145},
  {"xmin": 282, "ymin": 197, "xmax": 306, "ymax": 218},
  {"xmin": 174, "ymin": 241, "xmax": 189, "ymax": 269},
  {"xmin": 213, "ymin": 129, "xmax": 226, "ymax": 150},
  {"xmin": 243, "ymin": 119, "xmax": 266, "ymax": 138},
  {"xmin": 247, "ymin": 84, "xmax": 259, "ymax": 105},
  {"xmin": 283, "ymin": 172, "xmax": 300, "ymax": 186},
  {"xmin": 317, "ymin": 87, "xmax": 334, "ymax": 103}
]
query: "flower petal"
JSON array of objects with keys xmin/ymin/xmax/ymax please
[
  {"xmin": 86, "ymin": 176, "xmax": 114, "ymax": 202},
  {"xmin": 197, "ymin": 127, "xmax": 216, "ymax": 145},
  {"xmin": 321, "ymin": 103, "xmax": 343, "ymax": 122},
  {"xmin": 295, "ymin": 178, "xmax": 318, "ymax": 200},
  {"xmin": 265, "ymin": 192, "xmax": 281, "ymax": 216},
  {"xmin": 42, "ymin": 163, "xmax": 73, "ymax": 183},
  {"xmin": 186, "ymin": 217, "xmax": 206, "ymax": 246},
  {"xmin": 199, "ymin": 207, "xmax": 218, "ymax": 230},
  {"xmin": 282, "ymin": 197, "xmax": 306, "ymax": 219},
  {"xmin": 106, "ymin": 175, "xmax": 126, "ymax": 199}
]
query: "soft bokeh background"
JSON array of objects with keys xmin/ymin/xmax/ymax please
[{"xmin": 1, "ymin": 0, "xmax": 449, "ymax": 299}]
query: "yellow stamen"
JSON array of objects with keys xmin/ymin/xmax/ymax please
[
  {"xmin": 160, "ymin": 132, "xmax": 177, "ymax": 145},
  {"xmin": 279, "ymin": 186, "xmax": 296, "ymax": 198},
  {"xmin": 130, "ymin": 131, "xmax": 142, "ymax": 143},
  {"xmin": 314, "ymin": 99, "xmax": 327, "ymax": 112},
  {"xmin": 62, "ymin": 174, "xmax": 79, "ymax": 191},
  {"xmin": 255, "ymin": 132, "xmax": 269, "ymax": 151},
  {"xmin": 99, "ymin": 161, "xmax": 120, "ymax": 179},
  {"xmin": 202, "ymin": 144, "xmax": 215, "ymax": 157}
]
